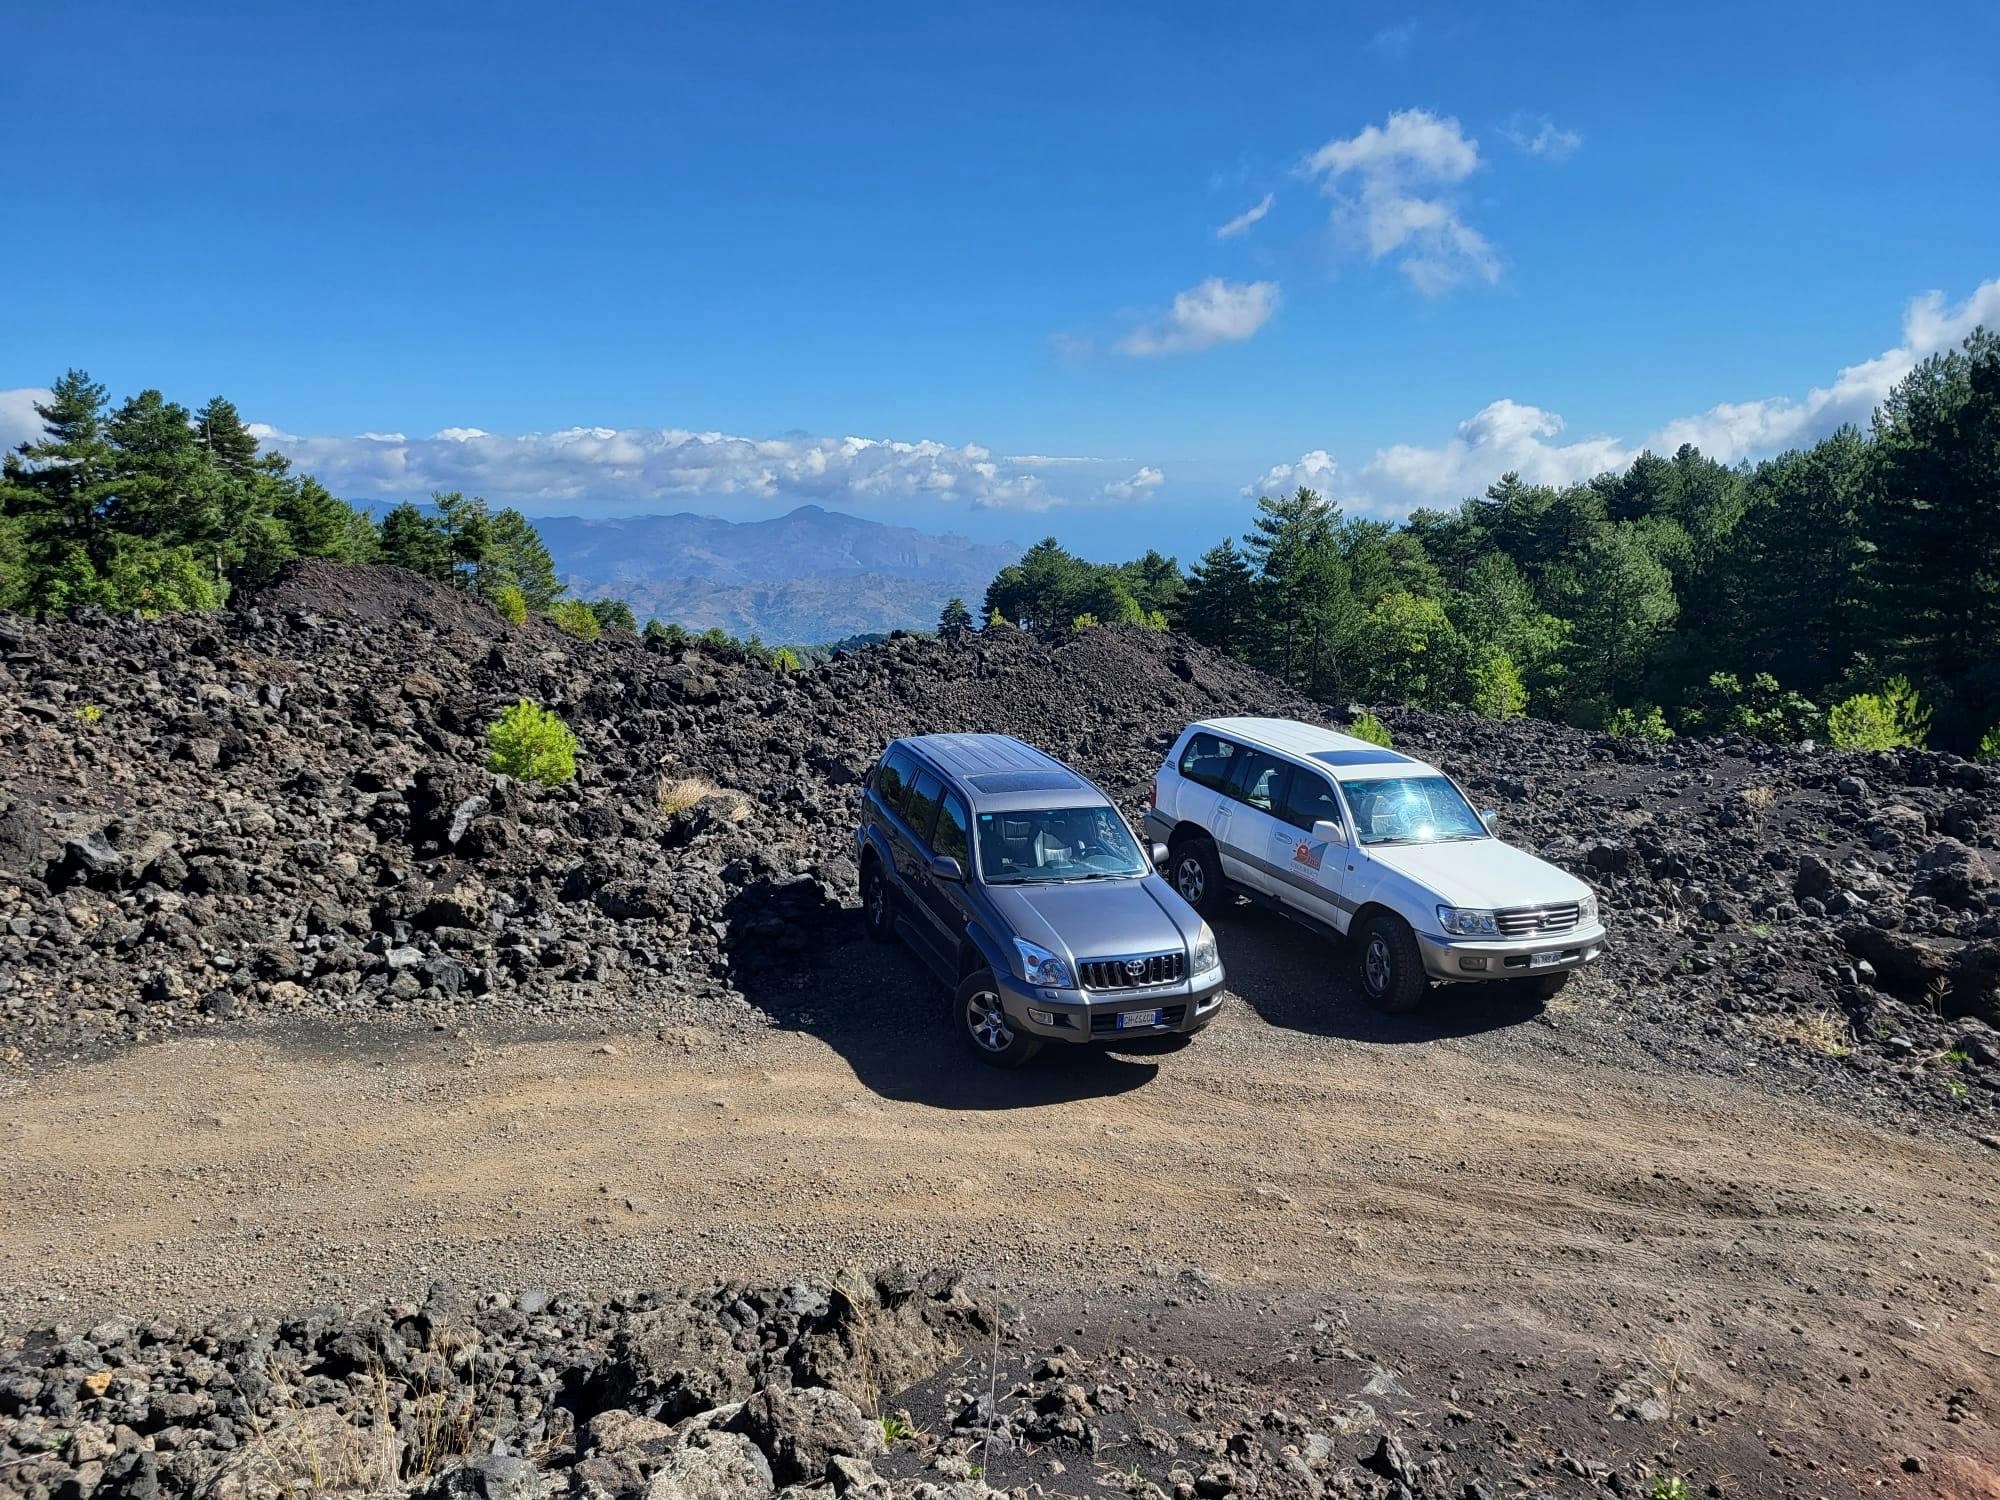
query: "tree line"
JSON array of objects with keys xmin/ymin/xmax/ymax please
[{"xmin": 973, "ymin": 327, "xmax": 1999, "ymax": 756}]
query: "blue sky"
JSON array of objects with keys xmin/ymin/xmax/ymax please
[{"xmin": 5, "ymin": 0, "xmax": 1998, "ymax": 559}]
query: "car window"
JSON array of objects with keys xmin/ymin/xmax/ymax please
[
  {"xmin": 1279, "ymin": 768, "xmax": 1342, "ymax": 832},
  {"xmin": 933, "ymin": 794, "xmax": 970, "ymax": 865},
  {"xmin": 903, "ymin": 770, "xmax": 945, "ymax": 844},
  {"xmin": 875, "ymin": 749, "xmax": 916, "ymax": 814},
  {"xmin": 1177, "ymin": 732, "xmax": 1241, "ymax": 791},
  {"xmin": 1338, "ymin": 776, "xmax": 1487, "ymax": 846},
  {"xmin": 1226, "ymin": 750, "xmax": 1292, "ymax": 815},
  {"xmin": 976, "ymin": 805, "xmax": 1149, "ymax": 884}
]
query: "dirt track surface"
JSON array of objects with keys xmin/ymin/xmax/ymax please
[{"xmin": 5, "ymin": 912, "xmax": 1997, "ymax": 1492}]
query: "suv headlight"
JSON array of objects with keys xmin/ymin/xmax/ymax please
[
  {"xmin": 1013, "ymin": 939, "xmax": 1073, "ymax": 989},
  {"xmin": 1578, "ymin": 891, "xmax": 1598, "ymax": 927},
  {"xmin": 1189, "ymin": 922, "xmax": 1220, "ymax": 976},
  {"xmin": 1437, "ymin": 906, "xmax": 1500, "ymax": 937}
]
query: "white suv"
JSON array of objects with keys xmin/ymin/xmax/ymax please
[{"xmin": 1142, "ymin": 717, "xmax": 1604, "ymax": 1012}]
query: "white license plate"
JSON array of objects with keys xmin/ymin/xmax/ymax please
[
  {"xmin": 1117, "ymin": 1009, "xmax": 1161, "ymax": 1029},
  {"xmin": 1530, "ymin": 951, "xmax": 1564, "ymax": 969}
]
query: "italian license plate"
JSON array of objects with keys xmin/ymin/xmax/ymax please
[
  {"xmin": 1117, "ymin": 1009, "xmax": 1161, "ymax": 1029},
  {"xmin": 1530, "ymin": 951, "xmax": 1564, "ymax": 969}
]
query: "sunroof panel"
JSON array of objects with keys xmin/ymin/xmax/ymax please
[
  {"xmin": 967, "ymin": 770, "xmax": 1083, "ymax": 793},
  {"xmin": 1311, "ymin": 748, "xmax": 1415, "ymax": 767}
]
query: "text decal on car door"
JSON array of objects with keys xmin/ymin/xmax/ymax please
[{"xmin": 1291, "ymin": 838, "xmax": 1327, "ymax": 872}]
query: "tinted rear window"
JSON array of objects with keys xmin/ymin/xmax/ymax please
[
  {"xmin": 1226, "ymin": 750, "xmax": 1292, "ymax": 815},
  {"xmin": 1178, "ymin": 732, "xmax": 1241, "ymax": 791},
  {"xmin": 904, "ymin": 770, "xmax": 945, "ymax": 844},
  {"xmin": 875, "ymin": 749, "xmax": 917, "ymax": 813},
  {"xmin": 1280, "ymin": 769, "xmax": 1342, "ymax": 831}
]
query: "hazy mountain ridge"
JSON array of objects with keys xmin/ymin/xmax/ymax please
[{"xmin": 536, "ymin": 504, "xmax": 1019, "ymax": 643}]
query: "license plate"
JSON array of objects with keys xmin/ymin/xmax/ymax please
[
  {"xmin": 1117, "ymin": 1009, "xmax": 1161, "ymax": 1029},
  {"xmin": 1530, "ymin": 951, "xmax": 1564, "ymax": 969}
]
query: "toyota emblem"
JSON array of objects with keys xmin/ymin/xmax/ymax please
[{"xmin": 1124, "ymin": 958, "xmax": 1148, "ymax": 979}]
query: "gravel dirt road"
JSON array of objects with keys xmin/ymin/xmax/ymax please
[{"xmin": 4, "ymin": 911, "xmax": 1995, "ymax": 1491}]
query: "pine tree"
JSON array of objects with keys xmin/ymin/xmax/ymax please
[
  {"xmin": 378, "ymin": 503, "xmax": 451, "ymax": 578},
  {"xmin": 476, "ymin": 507, "xmax": 564, "ymax": 611},
  {"xmin": 1180, "ymin": 539, "xmax": 1257, "ymax": 657},
  {"xmin": 937, "ymin": 596, "xmax": 972, "ymax": 638}
]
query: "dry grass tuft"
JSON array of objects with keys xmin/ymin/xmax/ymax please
[
  {"xmin": 657, "ymin": 774, "xmax": 749, "ymax": 820},
  {"xmin": 1738, "ymin": 783, "xmax": 1778, "ymax": 814},
  {"xmin": 1776, "ymin": 1009, "xmax": 1854, "ymax": 1058}
]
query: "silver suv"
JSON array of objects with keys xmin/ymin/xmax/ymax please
[{"xmin": 854, "ymin": 733, "xmax": 1226, "ymax": 1067}]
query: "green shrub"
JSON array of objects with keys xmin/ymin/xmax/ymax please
[
  {"xmin": 1827, "ymin": 676, "xmax": 1930, "ymax": 751},
  {"xmin": 1469, "ymin": 652, "xmax": 1527, "ymax": 719},
  {"xmin": 985, "ymin": 607, "xmax": 1010, "ymax": 629},
  {"xmin": 769, "ymin": 646, "xmax": 801, "ymax": 673},
  {"xmin": 1070, "ymin": 612, "xmax": 1099, "ymax": 632},
  {"xmin": 551, "ymin": 599, "xmax": 601, "ymax": 640},
  {"xmin": 494, "ymin": 585, "xmax": 528, "ymax": 625},
  {"xmin": 1975, "ymin": 726, "xmax": 2000, "ymax": 763},
  {"xmin": 588, "ymin": 598, "xmax": 637, "ymax": 634},
  {"xmin": 1349, "ymin": 711, "xmax": 1393, "ymax": 748},
  {"xmin": 1141, "ymin": 608, "xmax": 1169, "ymax": 631},
  {"xmin": 1605, "ymin": 703, "xmax": 1673, "ymax": 742},
  {"xmin": 487, "ymin": 699, "xmax": 579, "ymax": 785}
]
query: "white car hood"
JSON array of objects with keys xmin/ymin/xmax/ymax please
[{"xmin": 1365, "ymin": 837, "xmax": 1587, "ymax": 910}]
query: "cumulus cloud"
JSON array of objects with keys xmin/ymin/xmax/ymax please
[
  {"xmin": 1117, "ymin": 277, "xmax": 1281, "ymax": 357},
  {"xmin": 1303, "ymin": 109, "xmax": 1498, "ymax": 295},
  {"xmin": 1101, "ymin": 465, "xmax": 1165, "ymax": 501},
  {"xmin": 1216, "ymin": 193, "xmax": 1274, "ymax": 239},
  {"xmin": 1248, "ymin": 276, "xmax": 2000, "ymax": 516},
  {"xmin": 1500, "ymin": 114, "xmax": 1582, "ymax": 160},
  {"xmin": 0, "ymin": 387, "xmax": 52, "ymax": 452},
  {"xmin": 246, "ymin": 422, "xmax": 1120, "ymax": 513}
]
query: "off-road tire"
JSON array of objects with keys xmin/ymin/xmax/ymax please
[
  {"xmin": 1169, "ymin": 837, "xmax": 1223, "ymax": 916},
  {"xmin": 860, "ymin": 859, "xmax": 896, "ymax": 943},
  {"xmin": 957, "ymin": 968, "xmax": 1042, "ymax": 1069},
  {"xmin": 1354, "ymin": 912, "xmax": 1428, "ymax": 1014}
]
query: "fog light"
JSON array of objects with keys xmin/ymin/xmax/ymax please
[
  {"xmin": 1459, "ymin": 956, "xmax": 1488, "ymax": 972},
  {"xmin": 1026, "ymin": 1008, "xmax": 1055, "ymax": 1026}
]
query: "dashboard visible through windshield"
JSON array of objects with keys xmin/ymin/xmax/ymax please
[
  {"xmin": 977, "ymin": 805, "xmax": 1149, "ymax": 884},
  {"xmin": 1338, "ymin": 776, "xmax": 1488, "ymax": 847}
]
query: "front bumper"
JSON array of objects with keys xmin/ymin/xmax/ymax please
[
  {"xmin": 1414, "ymin": 922, "xmax": 1607, "ymax": 982},
  {"xmin": 993, "ymin": 963, "xmax": 1228, "ymax": 1043}
]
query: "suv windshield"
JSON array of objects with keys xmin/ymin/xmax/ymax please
[
  {"xmin": 976, "ymin": 805, "xmax": 1149, "ymax": 884},
  {"xmin": 1339, "ymin": 776, "xmax": 1488, "ymax": 846}
]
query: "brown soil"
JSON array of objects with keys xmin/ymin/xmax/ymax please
[{"xmin": 3, "ymin": 917, "xmax": 1994, "ymax": 1494}]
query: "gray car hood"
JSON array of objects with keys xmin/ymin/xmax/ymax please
[{"xmin": 986, "ymin": 874, "xmax": 1200, "ymax": 962}]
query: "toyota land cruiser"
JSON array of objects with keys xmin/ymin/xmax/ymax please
[
  {"xmin": 1143, "ymin": 717, "xmax": 1604, "ymax": 1012},
  {"xmin": 855, "ymin": 733, "xmax": 1226, "ymax": 1067}
]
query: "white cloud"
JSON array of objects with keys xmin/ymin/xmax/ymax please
[
  {"xmin": 1248, "ymin": 276, "xmax": 2000, "ymax": 516},
  {"xmin": 1117, "ymin": 277, "xmax": 1281, "ymax": 357},
  {"xmin": 1216, "ymin": 193, "xmax": 1274, "ymax": 239},
  {"xmin": 1500, "ymin": 114, "xmax": 1582, "ymax": 160},
  {"xmin": 0, "ymin": 387, "xmax": 52, "ymax": 452},
  {"xmin": 1369, "ymin": 20, "xmax": 1419, "ymax": 57},
  {"xmin": 245, "ymin": 422, "xmax": 1126, "ymax": 513},
  {"xmin": 1303, "ymin": 109, "xmax": 1498, "ymax": 295},
  {"xmin": 1101, "ymin": 465, "xmax": 1165, "ymax": 501}
]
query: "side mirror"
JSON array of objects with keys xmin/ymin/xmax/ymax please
[
  {"xmin": 1311, "ymin": 819, "xmax": 1344, "ymax": 844},
  {"xmin": 1480, "ymin": 808, "xmax": 1498, "ymax": 828},
  {"xmin": 927, "ymin": 854, "xmax": 965, "ymax": 883},
  {"xmin": 1149, "ymin": 841, "xmax": 1169, "ymax": 869}
]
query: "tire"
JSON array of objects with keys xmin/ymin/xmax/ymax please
[
  {"xmin": 1169, "ymin": 838, "xmax": 1223, "ymax": 916},
  {"xmin": 1353, "ymin": 913, "xmax": 1428, "ymax": 1014},
  {"xmin": 957, "ymin": 969, "xmax": 1042, "ymax": 1069},
  {"xmin": 860, "ymin": 858, "xmax": 896, "ymax": 943}
]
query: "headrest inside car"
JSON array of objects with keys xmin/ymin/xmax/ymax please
[{"xmin": 1001, "ymin": 818, "xmax": 1030, "ymax": 839}]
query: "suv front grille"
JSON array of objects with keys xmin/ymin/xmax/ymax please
[
  {"xmin": 1079, "ymin": 952, "xmax": 1186, "ymax": 991},
  {"xmin": 1495, "ymin": 902, "xmax": 1580, "ymax": 937}
]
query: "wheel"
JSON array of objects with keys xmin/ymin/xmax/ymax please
[
  {"xmin": 956, "ymin": 969, "xmax": 1042, "ymax": 1069},
  {"xmin": 860, "ymin": 859, "xmax": 896, "ymax": 943},
  {"xmin": 1353, "ymin": 913, "xmax": 1428, "ymax": 1014},
  {"xmin": 1169, "ymin": 838, "xmax": 1223, "ymax": 916}
]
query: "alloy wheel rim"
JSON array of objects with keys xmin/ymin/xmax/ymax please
[
  {"xmin": 1176, "ymin": 857, "xmax": 1205, "ymax": 903},
  {"xmin": 1364, "ymin": 935, "xmax": 1391, "ymax": 995},
  {"xmin": 966, "ymin": 990, "xmax": 1013, "ymax": 1051}
]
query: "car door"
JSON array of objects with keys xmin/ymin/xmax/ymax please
[
  {"xmin": 872, "ymin": 748, "xmax": 918, "ymax": 877},
  {"xmin": 1217, "ymin": 749, "xmax": 1294, "ymax": 895},
  {"xmin": 1173, "ymin": 730, "xmax": 1242, "ymax": 851},
  {"xmin": 1267, "ymin": 763, "xmax": 1354, "ymax": 931},
  {"xmin": 894, "ymin": 769, "xmax": 951, "ymax": 966},
  {"xmin": 916, "ymin": 790, "xmax": 974, "ymax": 952}
]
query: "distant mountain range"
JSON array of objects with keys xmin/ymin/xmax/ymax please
[{"xmin": 532, "ymin": 506, "xmax": 1020, "ymax": 644}]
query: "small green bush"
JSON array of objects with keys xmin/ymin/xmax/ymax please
[
  {"xmin": 1469, "ymin": 652, "xmax": 1527, "ymax": 719},
  {"xmin": 1827, "ymin": 676, "xmax": 1930, "ymax": 751},
  {"xmin": 1349, "ymin": 711, "xmax": 1393, "ymax": 748},
  {"xmin": 494, "ymin": 585, "xmax": 528, "ymax": 625},
  {"xmin": 551, "ymin": 599, "xmax": 601, "ymax": 641},
  {"xmin": 1976, "ymin": 726, "xmax": 2000, "ymax": 763},
  {"xmin": 1070, "ymin": 612, "xmax": 1099, "ymax": 632},
  {"xmin": 1141, "ymin": 608, "xmax": 1169, "ymax": 631},
  {"xmin": 487, "ymin": 699, "xmax": 579, "ymax": 785},
  {"xmin": 1605, "ymin": 703, "xmax": 1673, "ymax": 742},
  {"xmin": 985, "ymin": 607, "xmax": 1010, "ymax": 629},
  {"xmin": 769, "ymin": 646, "xmax": 801, "ymax": 673}
]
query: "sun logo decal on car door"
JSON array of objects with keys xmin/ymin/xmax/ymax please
[{"xmin": 1291, "ymin": 839, "xmax": 1326, "ymax": 872}]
